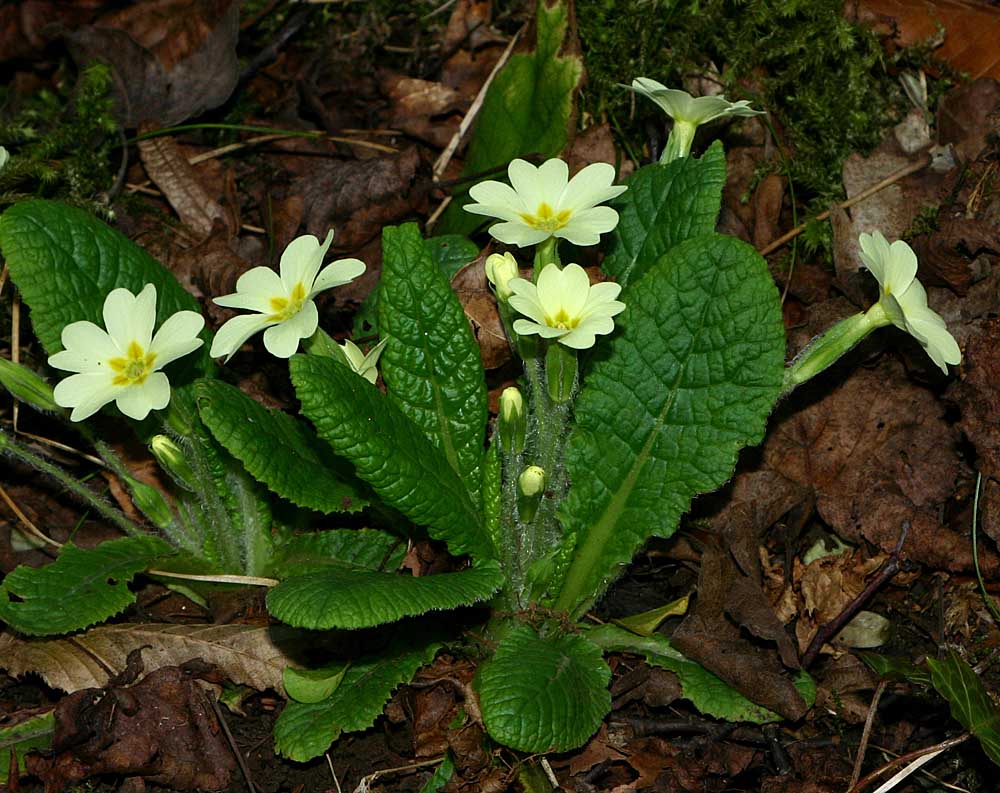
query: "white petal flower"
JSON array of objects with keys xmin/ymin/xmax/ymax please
[
  {"xmin": 210, "ymin": 230, "xmax": 365, "ymax": 361},
  {"xmin": 858, "ymin": 230, "xmax": 961, "ymax": 373},
  {"xmin": 631, "ymin": 77, "xmax": 763, "ymax": 126},
  {"xmin": 465, "ymin": 158, "xmax": 627, "ymax": 248},
  {"xmin": 508, "ymin": 263, "xmax": 625, "ymax": 349},
  {"xmin": 339, "ymin": 337, "xmax": 389, "ymax": 384},
  {"xmin": 48, "ymin": 284, "xmax": 205, "ymax": 422},
  {"xmin": 630, "ymin": 77, "xmax": 764, "ymax": 161}
]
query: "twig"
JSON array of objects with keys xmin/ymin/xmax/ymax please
[
  {"xmin": 0, "ymin": 482, "xmax": 62, "ymax": 548},
  {"xmin": 758, "ymin": 154, "xmax": 931, "ymax": 257},
  {"xmin": 801, "ymin": 522, "xmax": 909, "ymax": 668},
  {"xmin": 351, "ymin": 758, "xmax": 444, "ymax": 793},
  {"xmin": 146, "ymin": 570, "xmax": 278, "ymax": 587},
  {"xmin": 11, "ymin": 290, "xmax": 20, "ymax": 431},
  {"xmin": 846, "ymin": 733, "xmax": 970, "ymax": 793},
  {"xmin": 325, "ymin": 754, "xmax": 343, "ymax": 793},
  {"xmin": 850, "ymin": 679, "xmax": 887, "ymax": 788},
  {"xmin": 432, "ymin": 24, "xmax": 525, "ymax": 181},
  {"xmin": 210, "ymin": 696, "xmax": 259, "ymax": 793}
]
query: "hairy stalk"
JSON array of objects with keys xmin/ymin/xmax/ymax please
[{"xmin": 0, "ymin": 428, "xmax": 144, "ymax": 537}]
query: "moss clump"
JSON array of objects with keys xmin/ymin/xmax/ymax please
[
  {"xmin": 0, "ymin": 62, "xmax": 119, "ymax": 217},
  {"xmin": 577, "ymin": 0, "xmax": 950, "ymax": 203}
]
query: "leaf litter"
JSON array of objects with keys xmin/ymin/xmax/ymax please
[{"xmin": 5, "ymin": 0, "xmax": 1000, "ymax": 791}]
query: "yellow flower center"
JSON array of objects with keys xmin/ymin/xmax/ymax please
[
  {"xmin": 545, "ymin": 307, "xmax": 579, "ymax": 331},
  {"xmin": 268, "ymin": 282, "xmax": 307, "ymax": 322},
  {"xmin": 520, "ymin": 202, "xmax": 572, "ymax": 232},
  {"xmin": 109, "ymin": 341, "xmax": 157, "ymax": 386}
]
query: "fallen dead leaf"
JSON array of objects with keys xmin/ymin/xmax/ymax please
[
  {"xmin": 451, "ymin": 254, "xmax": 511, "ymax": 370},
  {"xmin": 0, "ymin": 623, "xmax": 307, "ymax": 694}
]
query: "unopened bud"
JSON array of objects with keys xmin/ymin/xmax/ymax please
[
  {"xmin": 485, "ymin": 252, "xmax": 519, "ymax": 301},
  {"xmin": 0, "ymin": 358, "xmax": 59, "ymax": 413},
  {"xmin": 517, "ymin": 464, "xmax": 546, "ymax": 522},
  {"xmin": 498, "ymin": 387, "xmax": 525, "ymax": 454},
  {"xmin": 125, "ymin": 475, "xmax": 174, "ymax": 530},
  {"xmin": 150, "ymin": 435, "xmax": 196, "ymax": 488}
]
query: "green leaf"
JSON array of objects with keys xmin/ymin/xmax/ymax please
[
  {"xmin": 601, "ymin": 144, "xmax": 727, "ymax": 289},
  {"xmin": 274, "ymin": 529, "xmax": 407, "ymax": 575},
  {"xmin": 554, "ymin": 234, "xmax": 785, "ymax": 617},
  {"xmin": 419, "ymin": 754, "xmax": 455, "ymax": 793},
  {"xmin": 859, "ymin": 652, "xmax": 932, "ymax": 687},
  {"xmin": 195, "ymin": 379, "xmax": 368, "ymax": 514},
  {"xmin": 0, "ymin": 536, "xmax": 174, "ymax": 635},
  {"xmin": 475, "ymin": 624, "xmax": 610, "ymax": 753},
  {"xmin": 927, "ymin": 650, "xmax": 1000, "ymax": 765},
  {"xmin": 0, "ymin": 710, "xmax": 54, "ymax": 784},
  {"xmin": 274, "ymin": 632, "xmax": 442, "ymax": 761},
  {"xmin": 426, "ymin": 235, "xmax": 479, "ymax": 280},
  {"xmin": 613, "ymin": 595, "xmax": 690, "ymax": 637},
  {"xmin": 0, "ymin": 200, "xmax": 209, "ymax": 377},
  {"xmin": 587, "ymin": 625, "xmax": 811, "ymax": 723},
  {"xmin": 283, "ymin": 662, "xmax": 350, "ymax": 704},
  {"xmin": 267, "ymin": 560, "xmax": 503, "ymax": 629},
  {"xmin": 379, "ymin": 224, "xmax": 487, "ymax": 496},
  {"xmin": 290, "ymin": 354, "xmax": 494, "ymax": 560},
  {"xmin": 435, "ymin": 0, "xmax": 583, "ymax": 235}
]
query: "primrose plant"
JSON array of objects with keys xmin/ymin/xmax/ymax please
[{"xmin": 0, "ymin": 76, "xmax": 961, "ymax": 776}]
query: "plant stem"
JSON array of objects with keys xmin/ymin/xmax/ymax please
[{"xmin": 0, "ymin": 428, "xmax": 144, "ymax": 537}]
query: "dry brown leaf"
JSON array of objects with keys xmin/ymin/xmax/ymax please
[
  {"xmin": 137, "ymin": 131, "xmax": 234, "ymax": 239},
  {"xmin": 856, "ymin": 0, "xmax": 1000, "ymax": 80},
  {"xmin": 382, "ymin": 73, "xmax": 463, "ymax": 148},
  {"xmin": 451, "ymin": 255, "xmax": 511, "ymax": 370},
  {"xmin": 0, "ymin": 623, "xmax": 306, "ymax": 694}
]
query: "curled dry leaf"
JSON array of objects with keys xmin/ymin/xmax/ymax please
[
  {"xmin": 0, "ymin": 623, "xmax": 307, "ymax": 694},
  {"xmin": 382, "ymin": 72, "xmax": 464, "ymax": 149},
  {"xmin": 451, "ymin": 254, "xmax": 511, "ymax": 370}
]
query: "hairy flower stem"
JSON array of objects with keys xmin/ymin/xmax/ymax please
[{"xmin": 0, "ymin": 428, "xmax": 145, "ymax": 537}]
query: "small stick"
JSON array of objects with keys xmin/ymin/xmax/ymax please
[
  {"xmin": 0, "ymin": 482, "xmax": 62, "ymax": 548},
  {"xmin": 801, "ymin": 522, "xmax": 909, "ymax": 668},
  {"xmin": 432, "ymin": 24, "xmax": 525, "ymax": 181},
  {"xmin": 758, "ymin": 155, "xmax": 931, "ymax": 257},
  {"xmin": 325, "ymin": 754, "xmax": 343, "ymax": 793},
  {"xmin": 146, "ymin": 569, "xmax": 278, "ymax": 587},
  {"xmin": 847, "ymin": 733, "xmax": 970, "ymax": 793},
  {"xmin": 210, "ymin": 696, "xmax": 259, "ymax": 793},
  {"xmin": 850, "ymin": 678, "xmax": 887, "ymax": 788}
]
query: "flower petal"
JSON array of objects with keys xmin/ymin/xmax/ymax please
[
  {"xmin": 311, "ymin": 258, "xmax": 366, "ymax": 296},
  {"xmin": 115, "ymin": 372, "xmax": 170, "ymax": 420},
  {"xmin": 507, "ymin": 159, "xmax": 546, "ymax": 211},
  {"xmin": 560, "ymin": 206, "xmax": 621, "ymax": 242},
  {"xmin": 467, "ymin": 180, "xmax": 524, "ymax": 220},
  {"xmin": 262, "ymin": 301, "xmax": 318, "ymax": 358},
  {"xmin": 102, "ymin": 287, "xmax": 139, "ymax": 349},
  {"xmin": 512, "ymin": 318, "xmax": 568, "ymax": 339},
  {"xmin": 280, "ymin": 230, "xmax": 334, "ymax": 293},
  {"xmin": 534, "ymin": 159, "xmax": 570, "ymax": 204},
  {"xmin": 53, "ymin": 372, "xmax": 118, "ymax": 422},
  {"xmin": 560, "ymin": 163, "xmax": 626, "ymax": 212},
  {"xmin": 883, "ymin": 239, "xmax": 918, "ymax": 295},
  {"xmin": 486, "ymin": 221, "xmax": 551, "ymax": 247},
  {"xmin": 215, "ymin": 267, "xmax": 284, "ymax": 311},
  {"xmin": 150, "ymin": 310, "xmax": 205, "ymax": 368},
  {"xmin": 507, "ymin": 279, "xmax": 548, "ymax": 325},
  {"xmin": 51, "ymin": 321, "xmax": 118, "ymax": 371},
  {"xmin": 210, "ymin": 314, "xmax": 276, "ymax": 361},
  {"xmin": 858, "ymin": 230, "xmax": 893, "ymax": 290},
  {"xmin": 557, "ymin": 263, "xmax": 592, "ymax": 319}
]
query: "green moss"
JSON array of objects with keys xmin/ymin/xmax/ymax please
[
  {"xmin": 0, "ymin": 63, "xmax": 119, "ymax": 217},
  {"xmin": 577, "ymin": 0, "xmax": 953, "ymax": 203}
]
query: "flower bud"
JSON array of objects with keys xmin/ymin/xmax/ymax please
[
  {"xmin": 498, "ymin": 386, "xmax": 526, "ymax": 454},
  {"xmin": 125, "ymin": 475, "xmax": 174, "ymax": 530},
  {"xmin": 485, "ymin": 252, "xmax": 519, "ymax": 301},
  {"xmin": 517, "ymin": 464, "xmax": 546, "ymax": 522},
  {"xmin": 150, "ymin": 435, "xmax": 196, "ymax": 488},
  {"xmin": 0, "ymin": 358, "xmax": 59, "ymax": 413}
]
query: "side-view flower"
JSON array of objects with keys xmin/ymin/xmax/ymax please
[
  {"xmin": 339, "ymin": 337, "xmax": 389, "ymax": 384},
  {"xmin": 630, "ymin": 77, "xmax": 764, "ymax": 162},
  {"xmin": 48, "ymin": 284, "xmax": 204, "ymax": 421},
  {"xmin": 211, "ymin": 230, "xmax": 365, "ymax": 361},
  {"xmin": 465, "ymin": 158, "xmax": 626, "ymax": 247},
  {"xmin": 858, "ymin": 230, "xmax": 961, "ymax": 373},
  {"xmin": 508, "ymin": 263, "xmax": 625, "ymax": 350}
]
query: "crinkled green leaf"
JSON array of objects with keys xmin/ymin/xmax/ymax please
[
  {"xmin": 587, "ymin": 625, "xmax": 815, "ymax": 723},
  {"xmin": 426, "ymin": 234, "xmax": 479, "ymax": 280},
  {"xmin": 602, "ymin": 144, "xmax": 727, "ymax": 289},
  {"xmin": 554, "ymin": 234, "xmax": 785, "ymax": 617},
  {"xmin": 267, "ymin": 560, "xmax": 503, "ymax": 629},
  {"xmin": 0, "ymin": 200, "xmax": 209, "ymax": 377},
  {"xmin": 475, "ymin": 624, "xmax": 610, "ymax": 753},
  {"xmin": 274, "ymin": 528, "xmax": 406, "ymax": 576},
  {"xmin": 379, "ymin": 224, "xmax": 487, "ymax": 496},
  {"xmin": 195, "ymin": 379, "xmax": 367, "ymax": 514},
  {"xmin": 274, "ymin": 632, "xmax": 441, "ymax": 761},
  {"xmin": 0, "ymin": 710, "xmax": 54, "ymax": 783},
  {"xmin": 435, "ymin": 0, "xmax": 583, "ymax": 235},
  {"xmin": 927, "ymin": 649, "xmax": 1000, "ymax": 766},
  {"xmin": 290, "ymin": 354, "xmax": 494, "ymax": 560},
  {"xmin": 859, "ymin": 652, "xmax": 932, "ymax": 687},
  {"xmin": 0, "ymin": 536, "xmax": 174, "ymax": 635}
]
